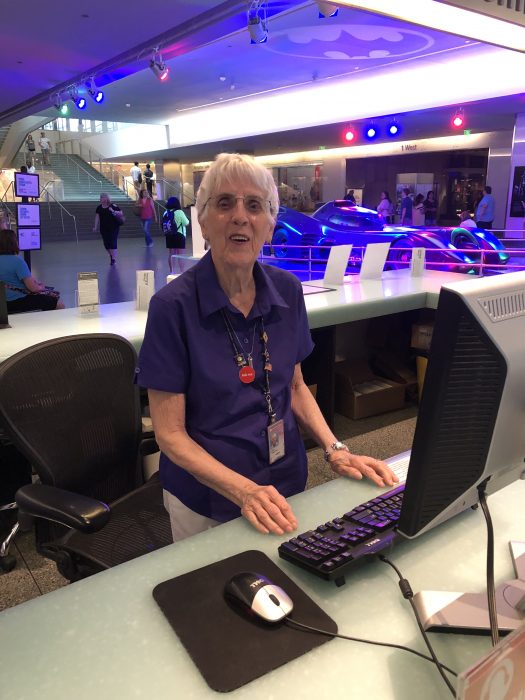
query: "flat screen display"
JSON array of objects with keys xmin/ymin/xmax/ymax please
[
  {"xmin": 16, "ymin": 203, "xmax": 40, "ymax": 227},
  {"xmin": 18, "ymin": 228, "xmax": 41, "ymax": 251},
  {"xmin": 14, "ymin": 172, "xmax": 40, "ymax": 198}
]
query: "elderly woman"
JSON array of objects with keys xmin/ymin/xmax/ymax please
[
  {"xmin": 93, "ymin": 192, "xmax": 125, "ymax": 265},
  {"xmin": 0, "ymin": 229, "xmax": 65, "ymax": 312},
  {"xmin": 137, "ymin": 153, "xmax": 396, "ymax": 542}
]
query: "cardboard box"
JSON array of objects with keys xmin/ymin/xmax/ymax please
[
  {"xmin": 335, "ymin": 360, "xmax": 405, "ymax": 420},
  {"xmin": 411, "ymin": 322, "xmax": 434, "ymax": 352},
  {"xmin": 371, "ymin": 350, "xmax": 418, "ymax": 402},
  {"xmin": 416, "ymin": 355, "xmax": 428, "ymax": 402}
]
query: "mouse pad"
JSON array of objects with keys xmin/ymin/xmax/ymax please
[{"xmin": 152, "ymin": 549, "xmax": 337, "ymax": 693}]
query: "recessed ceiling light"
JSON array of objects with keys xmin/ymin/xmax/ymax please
[
  {"xmin": 219, "ymin": 75, "xmax": 226, "ymax": 81},
  {"xmin": 125, "ymin": 103, "xmax": 131, "ymax": 107},
  {"xmin": 81, "ymin": 13, "xmax": 89, "ymax": 18}
]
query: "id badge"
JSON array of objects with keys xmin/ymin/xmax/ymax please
[{"xmin": 267, "ymin": 419, "xmax": 285, "ymax": 464}]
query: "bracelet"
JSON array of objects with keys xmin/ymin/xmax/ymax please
[{"xmin": 324, "ymin": 441, "xmax": 350, "ymax": 462}]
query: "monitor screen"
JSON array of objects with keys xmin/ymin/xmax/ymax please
[
  {"xmin": 397, "ymin": 271, "xmax": 525, "ymax": 539},
  {"xmin": 18, "ymin": 228, "xmax": 41, "ymax": 251},
  {"xmin": 14, "ymin": 172, "xmax": 40, "ymax": 199},
  {"xmin": 16, "ymin": 203, "xmax": 40, "ymax": 227}
]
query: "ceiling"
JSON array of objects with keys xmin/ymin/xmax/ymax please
[{"xmin": 1, "ymin": 1, "xmax": 524, "ymax": 161}]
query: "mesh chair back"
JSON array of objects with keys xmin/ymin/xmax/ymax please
[{"xmin": 0, "ymin": 334, "xmax": 143, "ymax": 504}]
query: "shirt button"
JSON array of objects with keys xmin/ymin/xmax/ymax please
[
  {"xmin": 243, "ymin": 338, "xmax": 249, "ymax": 344},
  {"xmin": 260, "ymin": 430, "xmax": 266, "ymax": 437}
]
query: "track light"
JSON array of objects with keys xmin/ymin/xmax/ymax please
[
  {"xmin": 87, "ymin": 78, "xmax": 104, "ymax": 103},
  {"xmin": 52, "ymin": 94, "xmax": 69, "ymax": 116},
  {"xmin": 451, "ymin": 108, "xmax": 465, "ymax": 128},
  {"xmin": 343, "ymin": 126, "xmax": 357, "ymax": 144},
  {"xmin": 364, "ymin": 124, "xmax": 378, "ymax": 140},
  {"xmin": 247, "ymin": 1, "xmax": 268, "ymax": 43},
  {"xmin": 69, "ymin": 86, "xmax": 86, "ymax": 110},
  {"xmin": 387, "ymin": 120, "xmax": 401, "ymax": 137},
  {"xmin": 316, "ymin": 2, "xmax": 339, "ymax": 17},
  {"xmin": 149, "ymin": 51, "xmax": 169, "ymax": 81}
]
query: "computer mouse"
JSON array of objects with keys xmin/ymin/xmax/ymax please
[{"xmin": 224, "ymin": 571, "xmax": 294, "ymax": 623}]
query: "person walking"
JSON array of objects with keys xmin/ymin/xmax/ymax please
[
  {"xmin": 400, "ymin": 188, "xmax": 413, "ymax": 225},
  {"xmin": 137, "ymin": 189, "xmax": 157, "ymax": 247},
  {"xmin": 93, "ymin": 193, "xmax": 125, "ymax": 265},
  {"xmin": 423, "ymin": 191, "xmax": 438, "ymax": 225},
  {"xmin": 144, "ymin": 163, "xmax": 155, "ymax": 197},
  {"xmin": 376, "ymin": 191, "xmax": 394, "ymax": 224},
  {"xmin": 476, "ymin": 185, "xmax": 495, "ymax": 229},
  {"xmin": 26, "ymin": 134, "xmax": 36, "ymax": 162},
  {"xmin": 162, "ymin": 196, "xmax": 189, "ymax": 273},
  {"xmin": 38, "ymin": 132, "xmax": 51, "ymax": 166},
  {"xmin": 130, "ymin": 162, "xmax": 142, "ymax": 199},
  {"xmin": 412, "ymin": 194, "xmax": 425, "ymax": 226}
]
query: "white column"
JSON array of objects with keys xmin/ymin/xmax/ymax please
[{"xmin": 504, "ymin": 113, "xmax": 525, "ymax": 238}]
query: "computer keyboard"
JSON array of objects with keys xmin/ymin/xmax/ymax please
[{"xmin": 278, "ymin": 452, "xmax": 410, "ymax": 586}]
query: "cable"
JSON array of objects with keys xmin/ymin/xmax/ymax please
[
  {"xmin": 379, "ymin": 555, "xmax": 456, "ymax": 696},
  {"xmin": 477, "ymin": 482, "xmax": 500, "ymax": 646},
  {"xmin": 284, "ymin": 618, "xmax": 457, "ymax": 676}
]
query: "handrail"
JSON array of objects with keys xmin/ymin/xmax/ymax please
[
  {"xmin": 39, "ymin": 182, "xmax": 79, "ymax": 243},
  {"xmin": 0, "ymin": 181, "xmax": 14, "ymax": 206},
  {"xmin": 61, "ymin": 153, "xmax": 103, "ymax": 192}
]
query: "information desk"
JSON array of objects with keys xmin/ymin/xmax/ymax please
[
  {"xmin": 0, "ymin": 475, "xmax": 523, "ymax": 699},
  {"xmin": 0, "ymin": 269, "xmax": 467, "ymax": 363}
]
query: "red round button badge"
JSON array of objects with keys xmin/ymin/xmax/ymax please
[{"xmin": 239, "ymin": 366, "xmax": 256, "ymax": 384}]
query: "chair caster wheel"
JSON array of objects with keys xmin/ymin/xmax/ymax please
[{"xmin": 0, "ymin": 554, "xmax": 17, "ymax": 573}]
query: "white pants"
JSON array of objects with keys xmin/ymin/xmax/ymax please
[{"xmin": 163, "ymin": 489, "xmax": 220, "ymax": 542}]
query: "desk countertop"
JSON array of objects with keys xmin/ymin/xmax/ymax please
[
  {"xmin": 0, "ymin": 270, "xmax": 469, "ymax": 362},
  {"xmin": 0, "ymin": 476, "xmax": 523, "ymax": 700}
]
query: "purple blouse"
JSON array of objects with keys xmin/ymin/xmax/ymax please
[{"xmin": 136, "ymin": 252, "xmax": 314, "ymax": 522}]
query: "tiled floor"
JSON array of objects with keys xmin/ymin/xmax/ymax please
[{"xmin": 27, "ymin": 233, "xmax": 191, "ymax": 308}]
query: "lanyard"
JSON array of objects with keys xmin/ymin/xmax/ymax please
[{"xmin": 221, "ymin": 309, "xmax": 276, "ymax": 425}]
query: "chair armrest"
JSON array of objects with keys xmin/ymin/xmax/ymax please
[
  {"xmin": 140, "ymin": 436, "xmax": 159, "ymax": 456},
  {"xmin": 16, "ymin": 484, "xmax": 110, "ymax": 534}
]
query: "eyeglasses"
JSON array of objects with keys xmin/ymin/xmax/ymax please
[{"xmin": 204, "ymin": 194, "xmax": 271, "ymax": 215}]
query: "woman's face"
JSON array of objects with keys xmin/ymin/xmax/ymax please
[
  {"xmin": 100, "ymin": 194, "xmax": 110, "ymax": 207},
  {"xmin": 200, "ymin": 177, "xmax": 274, "ymax": 270},
  {"xmin": 381, "ymin": 192, "xmax": 386, "ymax": 199}
]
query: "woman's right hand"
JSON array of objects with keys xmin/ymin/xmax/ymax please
[{"xmin": 240, "ymin": 484, "xmax": 298, "ymax": 535}]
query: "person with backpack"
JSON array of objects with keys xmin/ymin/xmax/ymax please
[
  {"xmin": 162, "ymin": 196, "xmax": 189, "ymax": 273},
  {"xmin": 144, "ymin": 164, "xmax": 155, "ymax": 197}
]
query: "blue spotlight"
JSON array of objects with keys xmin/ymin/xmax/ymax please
[
  {"xmin": 87, "ymin": 78, "xmax": 104, "ymax": 103},
  {"xmin": 364, "ymin": 125, "xmax": 378, "ymax": 140},
  {"xmin": 387, "ymin": 121, "xmax": 401, "ymax": 137},
  {"xmin": 75, "ymin": 96, "xmax": 87, "ymax": 110}
]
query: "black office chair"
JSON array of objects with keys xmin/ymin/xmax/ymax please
[{"xmin": 0, "ymin": 333, "xmax": 172, "ymax": 581}]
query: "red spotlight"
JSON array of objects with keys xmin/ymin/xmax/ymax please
[
  {"xmin": 343, "ymin": 126, "xmax": 357, "ymax": 144},
  {"xmin": 451, "ymin": 109, "xmax": 464, "ymax": 128}
]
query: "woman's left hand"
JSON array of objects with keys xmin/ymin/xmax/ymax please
[{"xmin": 328, "ymin": 452, "xmax": 398, "ymax": 488}]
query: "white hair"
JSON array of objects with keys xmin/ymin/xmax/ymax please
[{"xmin": 196, "ymin": 153, "xmax": 279, "ymax": 223}]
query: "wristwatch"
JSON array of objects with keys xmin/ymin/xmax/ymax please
[{"xmin": 324, "ymin": 441, "xmax": 350, "ymax": 462}]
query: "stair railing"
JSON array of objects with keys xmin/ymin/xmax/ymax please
[
  {"xmin": 39, "ymin": 182, "xmax": 79, "ymax": 243},
  {"xmin": 60, "ymin": 153, "xmax": 103, "ymax": 194},
  {"xmin": 0, "ymin": 181, "xmax": 14, "ymax": 204}
]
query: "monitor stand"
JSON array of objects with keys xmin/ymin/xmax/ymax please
[{"xmin": 413, "ymin": 541, "xmax": 525, "ymax": 634}]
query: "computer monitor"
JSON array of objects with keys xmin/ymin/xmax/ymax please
[
  {"xmin": 14, "ymin": 171, "xmax": 39, "ymax": 199},
  {"xmin": 398, "ymin": 270, "xmax": 525, "ymax": 540}
]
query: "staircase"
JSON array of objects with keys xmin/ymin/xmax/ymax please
[
  {"xmin": 13, "ymin": 153, "xmax": 129, "ymax": 202},
  {"xmin": 5, "ymin": 200, "xmax": 160, "ymax": 242}
]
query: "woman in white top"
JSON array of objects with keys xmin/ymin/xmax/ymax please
[
  {"xmin": 458, "ymin": 211, "xmax": 477, "ymax": 230},
  {"xmin": 376, "ymin": 191, "xmax": 394, "ymax": 224}
]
